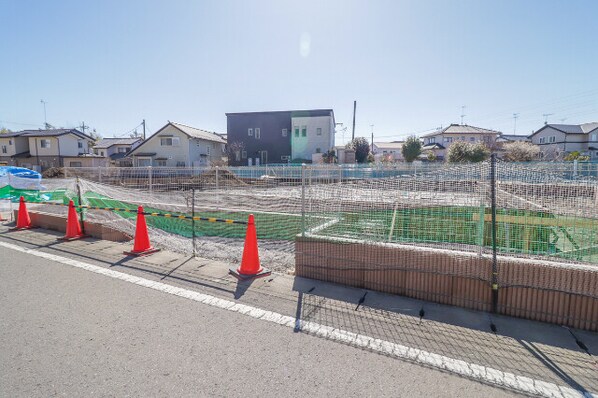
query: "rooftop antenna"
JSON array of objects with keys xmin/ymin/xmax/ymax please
[
  {"xmin": 40, "ymin": 99, "xmax": 47, "ymax": 128},
  {"xmin": 542, "ymin": 113, "xmax": 554, "ymax": 125},
  {"xmin": 460, "ymin": 105, "xmax": 466, "ymax": 125},
  {"xmin": 513, "ymin": 113, "xmax": 519, "ymax": 134}
]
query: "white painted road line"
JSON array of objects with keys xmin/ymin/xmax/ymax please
[{"xmin": 0, "ymin": 240, "xmax": 595, "ymax": 398}]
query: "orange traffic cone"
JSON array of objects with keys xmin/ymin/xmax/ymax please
[
  {"xmin": 123, "ymin": 206, "xmax": 160, "ymax": 256},
  {"xmin": 58, "ymin": 200, "xmax": 88, "ymax": 241},
  {"xmin": 11, "ymin": 196, "xmax": 33, "ymax": 230},
  {"xmin": 229, "ymin": 214, "xmax": 271, "ymax": 280}
]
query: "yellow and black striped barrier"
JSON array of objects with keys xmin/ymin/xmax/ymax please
[{"xmin": 23, "ymin": 200, "xmax": 247, "ymax": 225}]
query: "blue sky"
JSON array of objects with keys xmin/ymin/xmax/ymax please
[{"xmin": 1, "ymin": 0, "xmax": 597, "ymax": 144}]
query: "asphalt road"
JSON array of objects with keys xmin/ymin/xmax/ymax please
[{"xmin": 0, "ymin": 245, "xmax": 516, "ymax": 397}]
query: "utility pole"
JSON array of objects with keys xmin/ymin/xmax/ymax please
[
  {"xmin": 80, "ymin": 121, "xmax": 88, "ymax": 135},
  {"xmin": 513, "ymin": 113, "xmax": 519, "ymax": 134},
  {"xmin": 370, "ymin": 124, "xmax": 374, "ymax": 153},
  {"xmin": 142, "ymin": 119, "xmax": 146, "ymax": 140},
  {"xmin": 460, "ymin": 105, "xmax": 466, "ymax": 125},
  {"xmin": 40, "ymin": 100, "xmax": 47, "ymax": 128},
  {"xmin": 351, "ymin": 100, "xmax": 356, "ymax": 141}
]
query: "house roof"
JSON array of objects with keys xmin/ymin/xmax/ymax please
[
  {"xmin": 17, "ymin": 128, "xmax": 94, "ymax": 140},
  {"xmin": 109, "ymin": 152, "xmax": 129, "ymax": 160},
  {"xmin": 94, "ymin": 137, "xmax": 142, "ymax": 149},
  {"xmin": 169, "ymin": 122, "xmax": 226, "ymax": 144},
  {"xmin": 421, "ymin": 124, "xmax": 502, "ymax": 138},
  {"xmin": 225, "ymin": 109, "xmax": 334, "ymax": 118},
  {"xmin": 496, "ymin": 134, "xmax": 529, "ymax": 142},
  {"xmin": 422, "ymin": 143, "xmax": 445, "ymax": 150},
  {"xmin": 535, "ymin": 122, "xmax": 598, "ymax": 135},
  {"xmin": 374, "ymin": 142, "xmax": 404, "ymax": 149},
  {"xmin": 0, "ymin": 131, "xmax": 26, "ymax": 138}
]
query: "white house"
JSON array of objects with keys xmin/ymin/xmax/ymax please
[
  {"xmin": 0, "ymin": 128, "xmax": 94, "ymax": 170},
  {"xmin": 93, "ymin": 137, "xmax": 143, "ymax": 166},
  {"xmin": 290, "ymin": 110, "xmax": 335, "ymax": 161},
  {"xmin": 372, "ymin": 141, "xmax": 404, "ymax": 162},
  {"xmin": 127, "ymin": 121, "xmax": 226, "ymax": 167},
  {"xmin": 528, "ymin": 122, "xmax": 598, "ymax": 160},
  {"xmin": 421, "ymin": 124, "xmax": 502, "ymax": 160}
]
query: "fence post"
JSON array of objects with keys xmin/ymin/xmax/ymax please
[
  {"xmin": 148, "ymin": 166, "xmax": 153, "ymax": 194},
  {"xmin": 215, "ymin": 166, "xmax": 219, "ymax": 190},
  {"xmin": 490, "ymin": 154, "xmax": 498, "ymax": 314},
  {"xmin": 64, "ymin": 167, "xmax": 68, "ymax": 179},
  {"xmin": 301, "ymin": 163, "xmax": 306, "ymax": 237},
  {"xmin": 76, "ymin": 176, "xmax": 85, "ymax": 234},
  {"xmin": 98, "ymin": 167, "xmax": 102, "ymax": 183},
  {"xmin": 192, "ymin": 188, "xmax": 196, "ymax": 257}
]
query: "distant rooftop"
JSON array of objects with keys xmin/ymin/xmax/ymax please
[
  {"xmin": 169, "ymin": 121, "xmax": 226, "ymax": 144},
  {"xmin": 421, "ymin": 124, "xmax": 502, "ymax": 138},
  {"xmin": 226, "ymin": 109, "xmax": 334, "ymax": 118},
  {"xmin": 94, "ymin": 137, "xmax": 142, "ymax": 149},
  {"xmin": 543, "ymin": 122, "xmax": 598, "ymax": 134},
  {"xmin": 16, "ymin": 128, "xmax": 93, "ymax": 140}
]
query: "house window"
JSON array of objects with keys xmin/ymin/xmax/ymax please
[
  {"xmin": 176, "ymin": 161, "xmax": 185, "ymax": 167},
  {"xmin": 294, "ymin": 126, "xmax": 299, "ymax": 137},
  {"xmin": 78, "ymin": 140, "xmax": 83, "ymax": 149},
  {"xmin": 316, "ymin": 147, "xmax": 321, "ymax": 153},
  {"xmin": 429, "ymin": 137, "xmax": 435, "ymax": 144},
  {"xmin": 137, "ymin": 158, "xmax": 151, "ymax": 167},
  {"xmin": 8, "ymin": 139, "xmax": 12, "ymax": 145},
  {"xmin": 69, "ymin": 161, "xmax": 82, "ymax": 167},
  {"xmin": 282, "ymin": 128, "xmax": 287, "ymax": 137},
  {"xmin": 157, "ymin": 160, "xmax": 167, "ymax": 166},
  {"xmin": 100, "ymin": 151, "xmax": 104, "ymax": 156},
  {"xmin": 592, "ymin": 133, "xmax": 597, "ymax": 141},
  {"xmin": 281, "ymin": 155, "xmax": 289, "ymax": 161},
  {"xmin": 539, "ymin": 137, "xmax": 546, "ymax": 144},
  {"xmin": 235, "ymin": 151, "xmax": 241, "ymax": 161},
  {"xmin": 118, "ymin": 147, "xmax": 127, "ymax": 153},
  {"xmin": 248, "ymin": 128, "xmax": 253, "ymax": 136},
  {"xmin": 301, "ymin": 126, "xmax": 307, "ymax": 137},
  {"xmin": 255, "ymin": 128, "xmax": 261, "ymax": 139},
  {"xmin": 207, "ymin": 146, "xmax": 211, "ymax": 155},
  {"xmin": 160, "ymin": 137, "xmax": 180, "ymax": 146},
  {"xmin": 40, "ymin": 139, "xmax": 50, "ymax": 148},
  {"xmin": 443, "ymin": 137, "xmax": 452, "ymax": 143},
  {"xmin": 470, "ymin": 137, "xmax": 475, "ymax": 142},
  {"xmin": 242, "ymin": 150, "xmax": 247, "ymax": 159},
  {"xmin": 1, "ymin": 145, "xmax": 6, "ymax": 154},
  {"xmin": 316, "ymin": 128, "xmax": 322, "ymax": 136},
  {"xmin": 549, "ymin": 136, "xmax": 556, "ymax": 143}
]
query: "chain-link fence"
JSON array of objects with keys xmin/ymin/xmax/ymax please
[{"xmin": 16, "ymin": 161, "xmax": 598, "ymax": 330}]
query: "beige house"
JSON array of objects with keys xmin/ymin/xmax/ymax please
[
  {"xmin": 421, "ymin": 124, "xmax": 502, "ymax": 160},
  {"xmin": 128, "ymin": 121, "xmax": 226, "ymax": 167},
  {"xmin": 372, "ymin": 141, "xmax": 404, "ymax": 162},
  {"xmin": 0, "ymin": 128, "xmax": 94, "ymax": 170},
  {"xmin": 528, "ymin": 122, "xmax": 598, "ymax": 160},
  {"xmin": 93, "ymin": 137, "xmax": 143, "ymax": 166},
  {"xmin": 0, "ymin": 131, "xmax": 29, "ymax": 166}
]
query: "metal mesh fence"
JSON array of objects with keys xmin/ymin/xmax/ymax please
[{"xmin": 19, "ymin": 162, "xmax": 598, "ymax": 329}]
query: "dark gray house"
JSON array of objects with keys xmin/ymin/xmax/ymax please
[{"xmin": 226, "ymin": 109, "xmax": 335, "ymax": 166}]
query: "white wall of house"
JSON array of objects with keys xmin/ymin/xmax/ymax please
[
  {"xmin": 291, "ymin": 116, "xmax": 334, "ymax": 161},
  {"xmin": 188, "ymin": 138, "xmax": 225, "ymax": 166},
  {"xmin": 0, "ymin": 136, "xmax": 28, "ymax": 156},
  {"xmin": 27, "ymin": 134, "xmax": 90, "ymax": 157},
  {"xmin": 63, "ymin": 157, "xmax": 108, "ymax": 167},
  {"xmin": 134, "ymin": 125, "xmax": 190, "ymax": 167}
]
